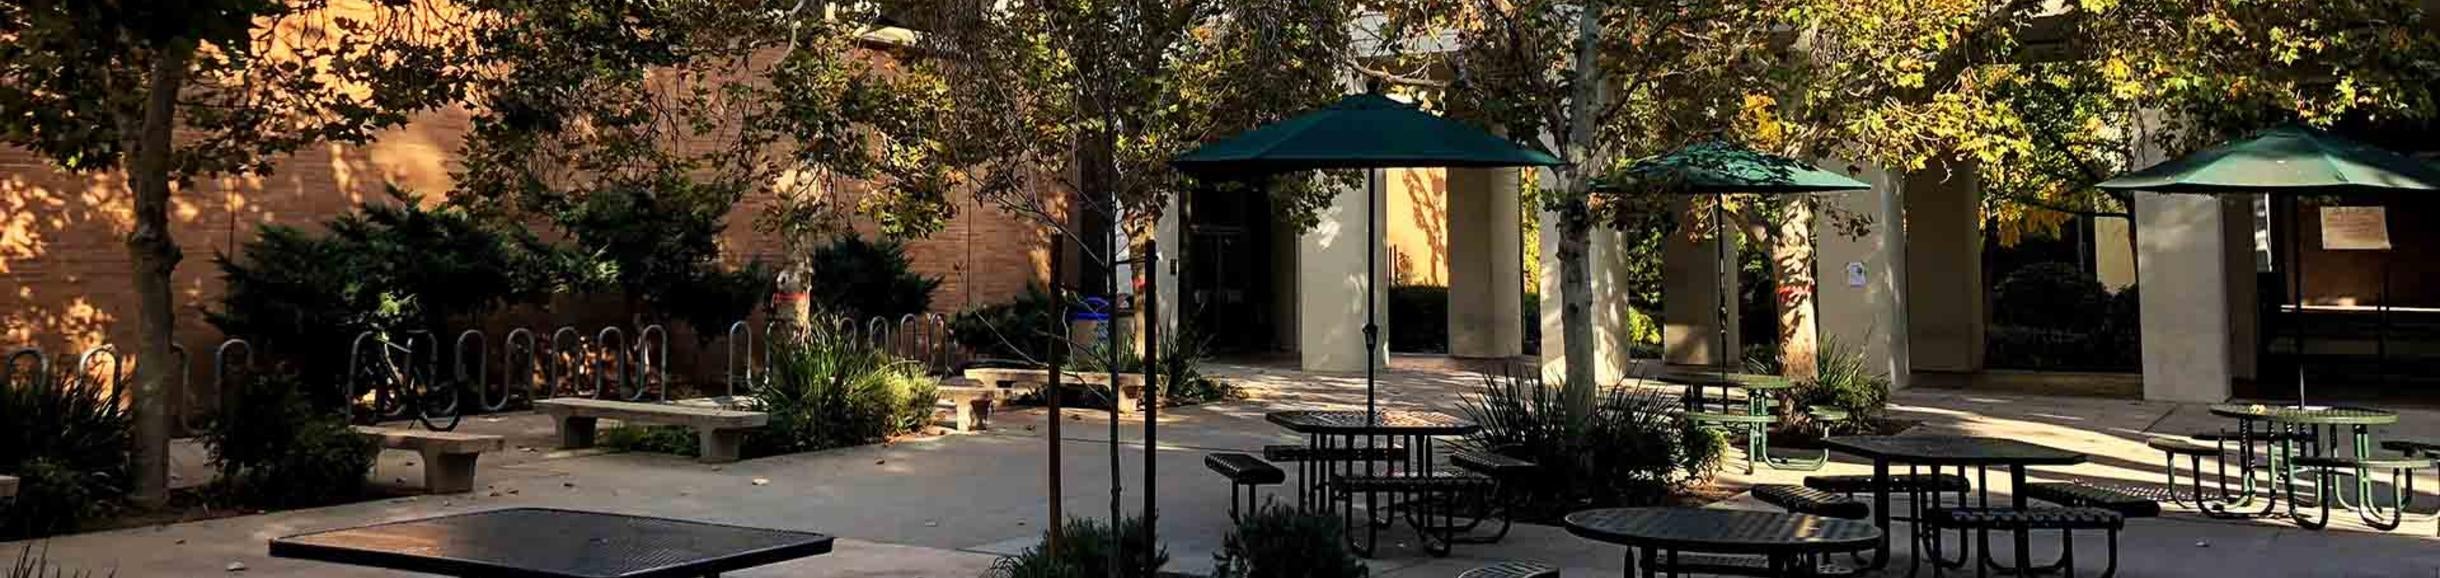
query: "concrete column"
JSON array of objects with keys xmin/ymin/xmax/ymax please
[
  {"xmin": 1154, "ymin": 194, "xmax": 1184, "ymax": 337},
  {"xmin": 1539, "ymin": 197, "xmax": 1631, "ymax": 384},
  {"xmin": 1662, "ymin": 196, "xmax": 1740, "ymax": 368},
  {"xmin": 1447, "ymin": 168, "xmax": 1524, "ymax": 359},
  {"xmin": 1299, "ymin": 171, "xmax": 1390, "ymax": 372},
  {"xmin": 1815, "ymin": 165, "xmax": 1909, "ymax": 388},
  {"xmin": 2136, "ymin": 190, "xmax": 2234, "ymax": 402},
  {"xmin": 1902, "ymin": 166, "xmax": 1984, "ymax": 384}
]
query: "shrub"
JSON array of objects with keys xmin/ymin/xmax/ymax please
[
  {"xmin": 1386, "ymin": 285, "xmax": 1447, "ymax": 353},
  {"xmin": 985, "ymin": 516, "xmax": 1167, "ymax": 578},
  {"xmin": 210, "ymin": 188, "xmax": 557, "ymax": 385},
  {"xmin": 952, "ymin": 284, "xmax": 1064, "ymax": 364},
  {"xmin": 1208, "ymin": 504, "xmax": 1366, "ymax": 578},
  {"xmin": 661, "ymin": 262, "xmax": 774, "ymax": 341},
  {"xmin": 1066, "ymin": 323, "xmax": 1233, "ymax": 407},
  {"xmin": 1987, "ymin": 263, "xmax": 2140, "ymax": 372},
  {"xmin": 1793, "ymin": 338, "xmax": 1890, "ymax": 434},
  {"xmin": 744, "ymin": 322, "xmax": 938, "ymax": 456},
  {"xmin": 810, "ymin": 234, "xmax": 941, "ymax": 321},
  {"xmin": 1991, "ymin": 262, "xmax": 2109, "ymax": 331},
  {"xmin": 203, "ymin": 371, "xmax": 379, "ymax": 508},
  {"xmin": 1460, "ymin": 369, "xmax": 1721, "ymax": 517},
  {"xmin": 0, "ymin": 369, "xmax": 130, "ymax": 539},
  {"xmin": 600, "ymin": 425, "xmax": 701, "ymax": 457}
]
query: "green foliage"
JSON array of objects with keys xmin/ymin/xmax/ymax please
[
  {"xmin": 985, "ymin": 516, "xmax": 1168, "ymax": 578},
  {"xmin": 1988, "ymin": 263, "xmax": 2140, "ymax": 371},
  {"xmin": 1794, "ymin": 338, "xmax": 1891, "ymax": 434},
  {"xmin": 662, "ymin": 262, "xmax": 775, "ymax": 345},
  {"xmin": 1208, "ymin": 504, "xmax": 1366, "ymax": 578},
  {"xmin": 600, "ymin": 426, "xmax": 701, "ymax": 458},
  {"xmin": 952, "ymin": 285, "xmax": 1065, "ymax": 364},
  {"xmin": 209, "ymin": 189, "xmax": 561, "ymax": 384},
  {"xmin": 1461, "ymin": 370, "xmax": 1721, "ymax": 517},
  {"xmin": 1066, "ymin": 323, "xmax": 1233, "ymax": 408},
  {"xmin": 203, "ymin": 372, "xmax": 378, "ymax": 509},
  {"xmin": 1386, "ymin": 286, "xmax": 1448, "ymax": 354},
  {"xmin": 0, "ymin": 369, "xmax": 130, "ymax": 539},
  {"xmin": 810, "ymin": 234, "xmax": 940, "ymax": 321},
  {"xmin": 746, "ymin": 322, "xmax": 938, "ymax": 456}
]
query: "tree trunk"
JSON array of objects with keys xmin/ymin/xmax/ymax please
[
  {"xmin": 1554, "ymin": 213, "xmax": 1595, "ymax": 424},
  {"xmin": 127, "ymin": 40, "xmax": 194, "ymax": 507},
  {"xmin": 1554, "ymin": 0, "xmax": 1605, "ymax": 432},
  {"xmin": 1774, "ymin": 201, "xmax": 1819, "ymax": 380}
]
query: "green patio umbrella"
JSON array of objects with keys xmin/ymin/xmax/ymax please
[
  {"xmin": 2099, "ymin": 123, "xmax": 2440, "ymax": 405},
  {"xmin": 1174, "ymin": 92, "xmax": 1562, "ymax": 421},
  {"xmin": 1607, "ymin": 141, "xmax": 1869, "ymax": 409}
]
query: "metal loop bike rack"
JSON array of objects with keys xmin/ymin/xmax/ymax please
[
  {"xmin": 456, "ymin": 330, "xmax": 494, "ymax": 411},
  {"xmin": 725, "ymin": 321, "xmax": 755, "ymax": 397},
  {"xmin": 593, "ymin": 326, "xmax": 629, "ymax": 401},
  {"xmin": 632, "ymin": 324, "xmax": 668, "ymax": 402},
  {"xmin": 5, "ymin": 347, "xmax": 46, "ymax": 385},
  {"xmin": 501, "ymin": 328, "xmax": 540, "ymax": 411},
  {"xmin": 74, "ymin": 344, "xmax": 122, "ymax": 405}
]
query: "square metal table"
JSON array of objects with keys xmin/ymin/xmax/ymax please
[
  {"xmin": 269, "ymin": 508, "xmax": 834, "ymax": 577},
  {"xmin": 1820, "ymin": 436, "xmax": 2086, "ymax": 574}
]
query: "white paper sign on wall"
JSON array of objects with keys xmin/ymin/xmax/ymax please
[{"xmin": 1845, "ymin": 262, "xmax": 1868, "ymax": 288}]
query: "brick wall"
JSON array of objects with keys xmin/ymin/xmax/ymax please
[{"xmin": 0, "ymin": 106, "xmax": 1052, "ymax": 404}]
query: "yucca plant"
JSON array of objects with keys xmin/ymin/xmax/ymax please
[
  {"xmin": 1460, "ymin": 368, "xmax": 1722, "ymax": 517},
  {"xmin": 0, "ymin": 367, "xmax": 130, "ymax": 539},
  {"xmin": 745, "ymin": 317, "xmax": 937, "ymax": 456},
  {"xmin": 1793, "ymin": 338, "xmax": 1890, "ymax": 435}
]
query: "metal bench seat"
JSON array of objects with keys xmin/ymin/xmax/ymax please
[
  {"xmin": 1803, "ymin": 473, "xmax": 1970, "ymax": 494},
  {"xmin": 2378, "ymin": 439, "xmax": 2440, "ymax": 456},
  {"xmin": 1451, "ymin": 450, "xmax": 1537, "ymax": 476},
  {"xmin": 2146, "ymin": 437, "xmax": 2220, "ymax": 456},
  {"xmin": 2022, "ymin": 483, "xmax": 2162, "ymax": 518},
  {"xmin": 1261, "ymin": 444, "xmax": 1404, "ymax": 463},
  {"xmin": 1205, "ymin": 453, "xmax": 1286, "ymax": 485},
  {"xmin": 1457, "ymin": 561, "xmax": 1558, "ymax": 578},
  {"xmin": 1752, "ymin": 484, "xmax": 1870, "ymax": 519},
  {"xmin": 1923, "ymin": 507, "xmax": 2124, "ymax": 530},
  {"xmin": 1334, "ymin": 471, "xmax": 1495, "ymax": 493}
]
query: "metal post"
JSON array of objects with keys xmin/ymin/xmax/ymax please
[
  {"xmin": 1046, "ymin": 233, "xmax": 1067, "ymax": 553},
  {"xmin": 1140, "ymin": 242, "xmax": 1160, "ymax": 573},
  {"xmin": 1364, "ymin": 170, "xmax": 1379, "ymax": 423}
]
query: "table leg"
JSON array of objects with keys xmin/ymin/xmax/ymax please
[{"xmin": 1867, "ymin": 458, "xmax": 1893, "ymax": 572}]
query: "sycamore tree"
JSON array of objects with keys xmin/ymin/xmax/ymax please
[
  {"xmin": 1791, "ymin": 0, "xmax": 2440, "ymax": 246},
  {"xmin": 447, "ymin": 0, "xmax": 966, "ymax": 331},
  {"xmin": 1365, "ymin": 0, "xmax": 1802, "ymax": 420},
  {"xmin": 913, "ymin": 0, "xmax": 1352, "ymax": 562},
  {"xmin": 0, "ymin": 0, "xmax": 477, "ymax": 504}
]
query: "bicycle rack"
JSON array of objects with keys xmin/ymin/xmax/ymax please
[
  {"xmin": 725, "ymin": 321, "xmax": 755, "ymax": 397},
  {"xmin": 344, "ymin": 331, "xmax": 381, "ymax": 423},
  {"xmin": 455, "ymin": 330, "xmax": 492, "ymax": 411},
  {"xmin": 499, "ymin": 328, "xmax": 540, "ymax": 411},
  {"xmin": 74, "ymin": 345, "xmax": 122, "ymax": 406},
  {"xmin": 199, "ymin": 339, "xmax": 252, "ymax": 433},
  {"xmin": 4, "ymin": 347, "xmax": 44, "ymax": 385},
  {"xmin": 594, "ymin": 326, "xmax": 629, "ymax": 401},
  {"xmin": 633, "ymin": 324, "xmax": 668, "ymax": 402},
  {"xmin": 550, "ymin": 326, "xmax": 586, "ymax": 398}
]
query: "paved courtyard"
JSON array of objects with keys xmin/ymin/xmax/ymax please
[{"xmin": 9, "ymin": 357, "xmax": 2440, "ymax": 577}]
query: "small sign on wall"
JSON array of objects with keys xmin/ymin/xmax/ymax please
[{"xmin": 2319, "ymin": 206, "xmax": 2391, "ymax": 250}]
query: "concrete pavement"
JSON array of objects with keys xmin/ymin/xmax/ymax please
[{"xmin": 7, "ymin": 356, "xmax": 2439, "ymax": 577}]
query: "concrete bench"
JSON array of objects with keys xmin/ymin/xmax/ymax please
[
  {"xmin": 535, "ymin": 398, "xmax": 768, "ymax": 463},
  {"xmin": 961, "ymin": 368, "xmax": 1153, "ymax": 413},
  {"xmin": 934, "ymin": 386, "xmax": 1004, "ymax": 432},
  {"xmin": 0, "ymin": 474, "xmax": 16, "ymax": 499},
  {"xmin": 353, "ymin": 426, "xmax": 504, "ymax": 494}
]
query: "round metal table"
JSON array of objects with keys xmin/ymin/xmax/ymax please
[
  {"xmin": 1819, "ymin": 436, "xmax": 2087, "ymax": 573},
  {"xmin": 1563, "ymin": 507, "xmax": 1881, "ymax": 577}
]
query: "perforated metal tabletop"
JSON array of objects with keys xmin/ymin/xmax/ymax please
[{"xmin": 269, "ymin": 508, "xmax": 833, "ymax": 577}]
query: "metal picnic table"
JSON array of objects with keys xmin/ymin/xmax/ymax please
[
  {"xmin": 2202, "ymin": 403, "xmax": 2411, "ymax": 528},
  {"xmin": 1563, "ymin": 507, "xmax": 1882, "ymax": 578},
  {"xmin": 1661, "ymin": 371, "xmax": 1826, "ymax": 473},
  {"xmin": 1820, "ymin": 436, "xmax": 2087, "ymax": 574},
  {"xmin": 1266, "ymin": 409, "xmax": 1482, "ymax": 556},
  {"xmin": 269, "ymin": 508, "xmax": 834, "ymax": 577}
]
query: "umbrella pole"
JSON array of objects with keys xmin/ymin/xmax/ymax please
[
  {"xmin": 2288, "ymin": 194, "xmax": 2306, "ymax": 406},
  {"xmin": 1365, "ymin": 170, "xmax": 1380, "ymax": 424},
  {"xmin": 1713, "ymin": 192, "xmax": 1732, "ymax": 404}
]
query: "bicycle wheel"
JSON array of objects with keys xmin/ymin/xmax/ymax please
[{"xmin": 416, "ymin": 377, "xmax": 463, "ymax": 431}]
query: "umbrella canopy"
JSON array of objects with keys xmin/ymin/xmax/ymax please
[
  {"xmin": 2097, "ymin": 123, "xmax": 2440, "ymax": 195},
  {"xmin": 1172, "ymin": 93, "xmax": 1562, "ymax": 174},
  {"xmin": 1606, "ymin": 140, "xmax": 1871, "ymax": 195}
]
